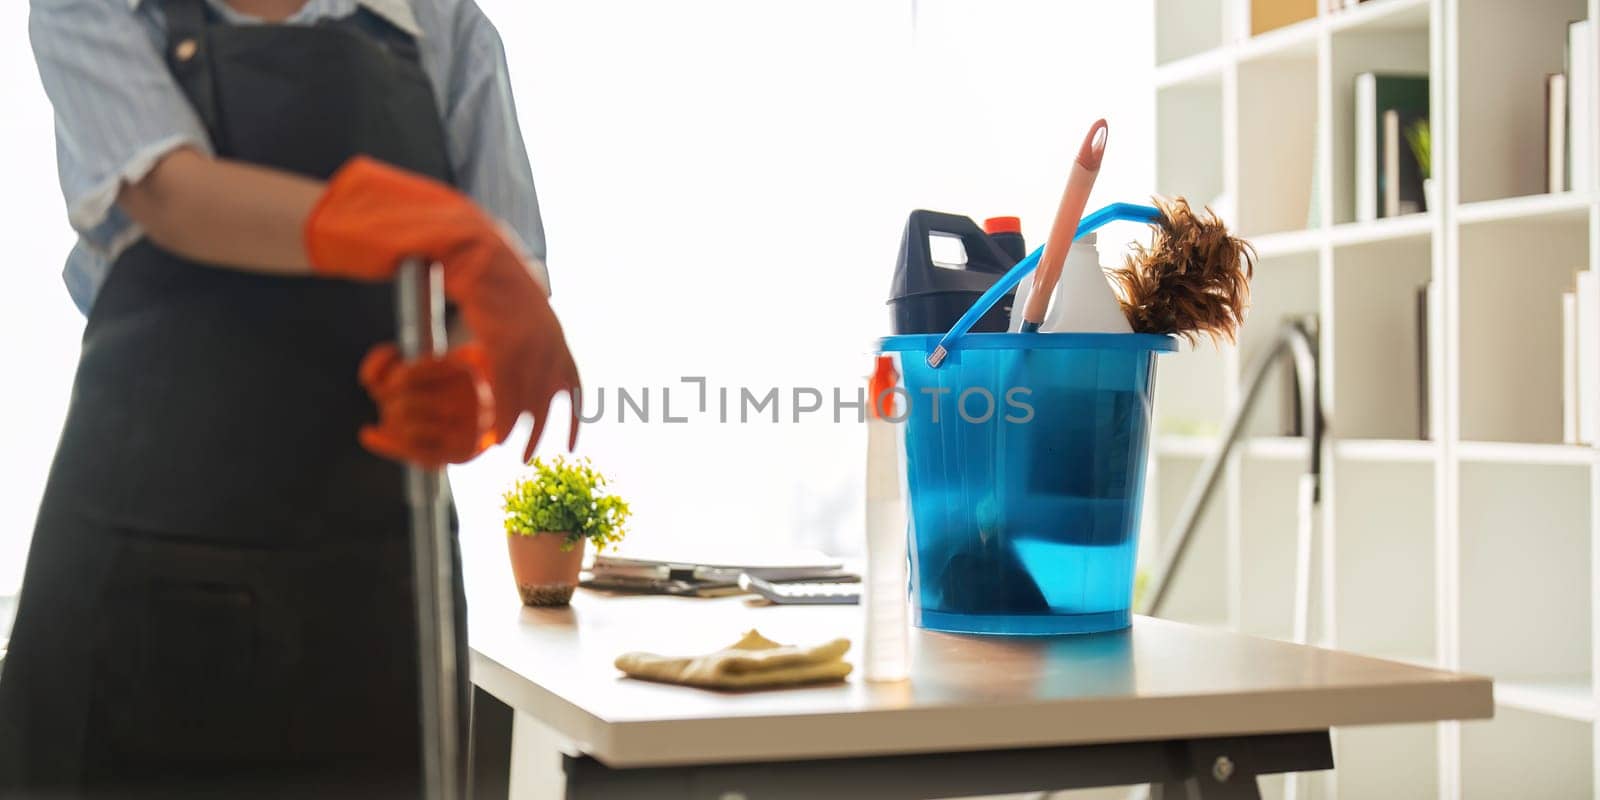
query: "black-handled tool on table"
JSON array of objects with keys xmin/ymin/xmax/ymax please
[{"xmin": 396, "ymin": 258, "xmax": 461, "ymax": 800}]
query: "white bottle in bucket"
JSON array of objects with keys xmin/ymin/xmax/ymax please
[
  {"xmin": 864, "ymin": 355, "xmax": 910, "ymax": 682},
  {"xmin": 1008, "ymin": 233, "xmax": 1132, "ymax": 334}
]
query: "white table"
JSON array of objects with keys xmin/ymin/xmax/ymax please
[{"xmin": 464, "ymin": 583, "xmax": 1491, "ymax": 799}]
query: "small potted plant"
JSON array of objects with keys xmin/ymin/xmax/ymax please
[{"xmin": 501, "ymin": 457, "xmax": 630, "ymax": 607}]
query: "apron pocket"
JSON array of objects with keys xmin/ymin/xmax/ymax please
[{"xmin": 87, "ymin": 537, "xmax": 290, "ymax": 767}]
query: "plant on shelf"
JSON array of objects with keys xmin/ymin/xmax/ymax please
[
  {"xmin": 1404, "ymin": 119, "xmax": 1430, "ymax": 179},
  {"xmin": 501, "ymin": 456, "xmax": 630, "ymax": 606},
  {"xmin": 1405, "ymin": 119, "xmax": 1433, "ymax": 211}
]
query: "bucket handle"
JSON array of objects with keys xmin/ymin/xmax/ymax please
[{"xmin": 925, "ymin": 202, "xmax": 1161, "ymax": 368}]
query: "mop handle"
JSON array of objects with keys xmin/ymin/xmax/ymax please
[{"xmin": 396, "ymin": 259, "xmax": 461, "ymax": 800}]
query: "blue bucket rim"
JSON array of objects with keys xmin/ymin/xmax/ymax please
[{"xmin": 878, "ymin": 332, "xmax": 1179, "ymax": 354}]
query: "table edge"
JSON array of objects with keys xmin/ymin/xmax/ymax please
[{"xmin": 471, "ymin": 648, "xmax": 1493, "ymax": 768}]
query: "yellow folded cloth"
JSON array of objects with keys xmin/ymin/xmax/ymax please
[{"xmin": 615, "ymin": 629, "xmax": 853, "ymax": 690}]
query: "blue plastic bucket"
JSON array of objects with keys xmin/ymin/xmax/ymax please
[{"xmin": 877, "ymin": 332, "xmax": 1177, "ymax": 636}]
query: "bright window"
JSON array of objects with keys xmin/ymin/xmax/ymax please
[{"xmin": 0, "ymin": 1, "xmax": 1153, "ymax": 601}]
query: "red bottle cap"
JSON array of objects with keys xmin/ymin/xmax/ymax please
[
  {"xmin": 983, "ymin": 216, "xmax": 1022, "ymax": 235},
  {"xmin": 868, "ymin": 356, "xmax": 900, "ymax": 420}
]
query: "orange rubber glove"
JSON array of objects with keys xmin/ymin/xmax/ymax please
[
  {"xmin": 306, "ymin": 156, "xmax": 581, "ymax": 458},
  {"xmin": 358, "ymin": 342, "xmax": 496, "ymax": 468}
]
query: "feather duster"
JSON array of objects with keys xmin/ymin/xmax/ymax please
[{"xmin": 1109, "ymin": 196, "xmax": 1255, "ymax": 344}]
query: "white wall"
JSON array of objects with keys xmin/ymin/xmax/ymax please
[
  {"xmin": 0, "ymin": 0, "xmax": 1153, "ymax": 597},
  {"xmin": 1, "ymin": 0, "xmax": 86, "ymax": 596}
]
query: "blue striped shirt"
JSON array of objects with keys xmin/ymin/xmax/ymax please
[{"xmin": 30, "ymin": 0, "xmax": 548, "ymax": 314}]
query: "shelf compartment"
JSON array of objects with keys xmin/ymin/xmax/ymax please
[
  {"xmin": 1460, "ymin": 707, "xmax": 1592, "ymax": 799},
  {"xmin": 1240, "ymin": 250, "xmax": 1320, "ymax": 437},
  {"xmin": 1333, "ymin": 458, "xmax": 1436, "ymax": 663},
  {"xmin": 1157, "ymin": 79, "xmax": 1228, "ymax": 221},
  {"xmin": 1154, "ymin": 339, "xmax": 1230, "ymax": 438},
  {"xmin": 1145, "ymin": 450, "xmax": 1230, "ymax": 626},
  {"xmin": 1457, "ymin": 0, "xmax": 1589, "ymax": 204},
  {"xmin": 1333, "ymin": 722, "xmax": 1439, "ymax": 800},
  {"xmin": 1458, "ymin": 213, "xmax": 1589, "ymax": 444},
  {"xmin": 1156, "ymin": 0, "xmax": 1229, "ymax": 66},
  {"xmin": 1329, "ymin": 14, "xmax": 1432, "ymax": 226},
  {"xmin": 1237, "ymin": 456, "xmax": 1314, "ymax": 642},
  {"xmin": 1237, "ymin": 52, "xmax": 1319, "ymax": 237},
  {"xmin": 1458, "ymin": 462, "xmax": 1592, "ymax": 684},
  {"xmin": 1330, "ymin": 236, "xmax": 1433, "ymax": 440},
  {"xmin": 1496, "ymin": 678, "xmax": 1596, "ymax": 723}
]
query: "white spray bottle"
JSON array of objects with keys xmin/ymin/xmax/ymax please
[{"xmin": 863, "ymin": 355, "xmax": 910, "ymax": 682}]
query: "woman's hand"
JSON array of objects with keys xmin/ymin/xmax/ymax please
[
  {"xmin": 358, "ymin": 343, "xmax": 496, "ymax": 468},
  {"xmin": 444, "ymin": 238, "xmax": 582, "ymax": 457},
  {"xmin": 306, "ymin": 156, "xmax": 582, "ymax": 458}
]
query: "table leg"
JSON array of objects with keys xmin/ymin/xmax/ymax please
[
  {"xmin": 1150, "ymin": 733, "xmax": 1323, "ymax": 800},
  {"xmin": 1150, "ymin": 776, "xmax": 1261, "ymax": 800},
  {"xmin": 1150, "ymin": 781, "xmax": 1190, "ymax": 799},
  {"xmin": 468, "ymin": 685, "xmax": 514, "ymax": 800}
]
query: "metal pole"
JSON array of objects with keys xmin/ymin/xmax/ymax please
[{"xmin": 396, "ymin": 259, "xmax": 461, "ymax": 800}]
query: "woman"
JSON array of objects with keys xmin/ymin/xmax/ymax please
[{"xmin": 0, "ymin": 0, "xmax": 579, "ymax": 796}]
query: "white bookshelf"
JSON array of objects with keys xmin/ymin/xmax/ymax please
[{"xmin": 1148, "ymin": 0, "xmax": 1600, "ymax": 798}]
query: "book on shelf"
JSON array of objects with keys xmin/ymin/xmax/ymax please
[
  {"xmin": 1569, "ymin": 19, "xmax": 1594, "ymax": 192},
  {"xmin": 1416, "ymin": 281, "xmax": 1437, "ymax": 441},
  {"xmin": 1578, "ymin": 270, "xmax": 1599, "ymax": 446},
  {"xmin": 1251, "ymin": 0, "xmax": 1316, "ymax": 36},
  {"xmin": 1548, "ymin": 73, "xmax": 1567, "ymax": 193},
  {"xmin": 1563, "ymin": 289, "xmax": 1579, "ymax": 444},
  {"xmin": 1356, "ymin": 74, "xmax": 1375, "ymax": 221},
  {"xmin": 1383, "ymin": 110, "xmax": 1404, "ymax": 217},
  {"xmin": 1355, "ymin": 72, "xmax": 1428, "ymax": 222}
]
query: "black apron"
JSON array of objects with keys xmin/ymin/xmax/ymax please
[{"xmin": 0, "ymin": 2, "xmax": 468, "ymax": 796}]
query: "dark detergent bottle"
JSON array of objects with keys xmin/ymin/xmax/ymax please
[
  {"xmin": 984, "ymin": 216, "xmax": 1027, "ymax": 264},
  {"xmin": 888, "ymin": 211, "xmax": 1018, "ymax": 335}
]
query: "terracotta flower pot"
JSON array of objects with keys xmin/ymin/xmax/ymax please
[{"xmin": 507, "ymin": 531, "xmax": 586, "ymax": 607}]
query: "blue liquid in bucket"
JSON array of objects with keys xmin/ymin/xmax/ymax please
[{"xmin": 879, "ymin": 333, "xmax": 1175, "ymax": 636}]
